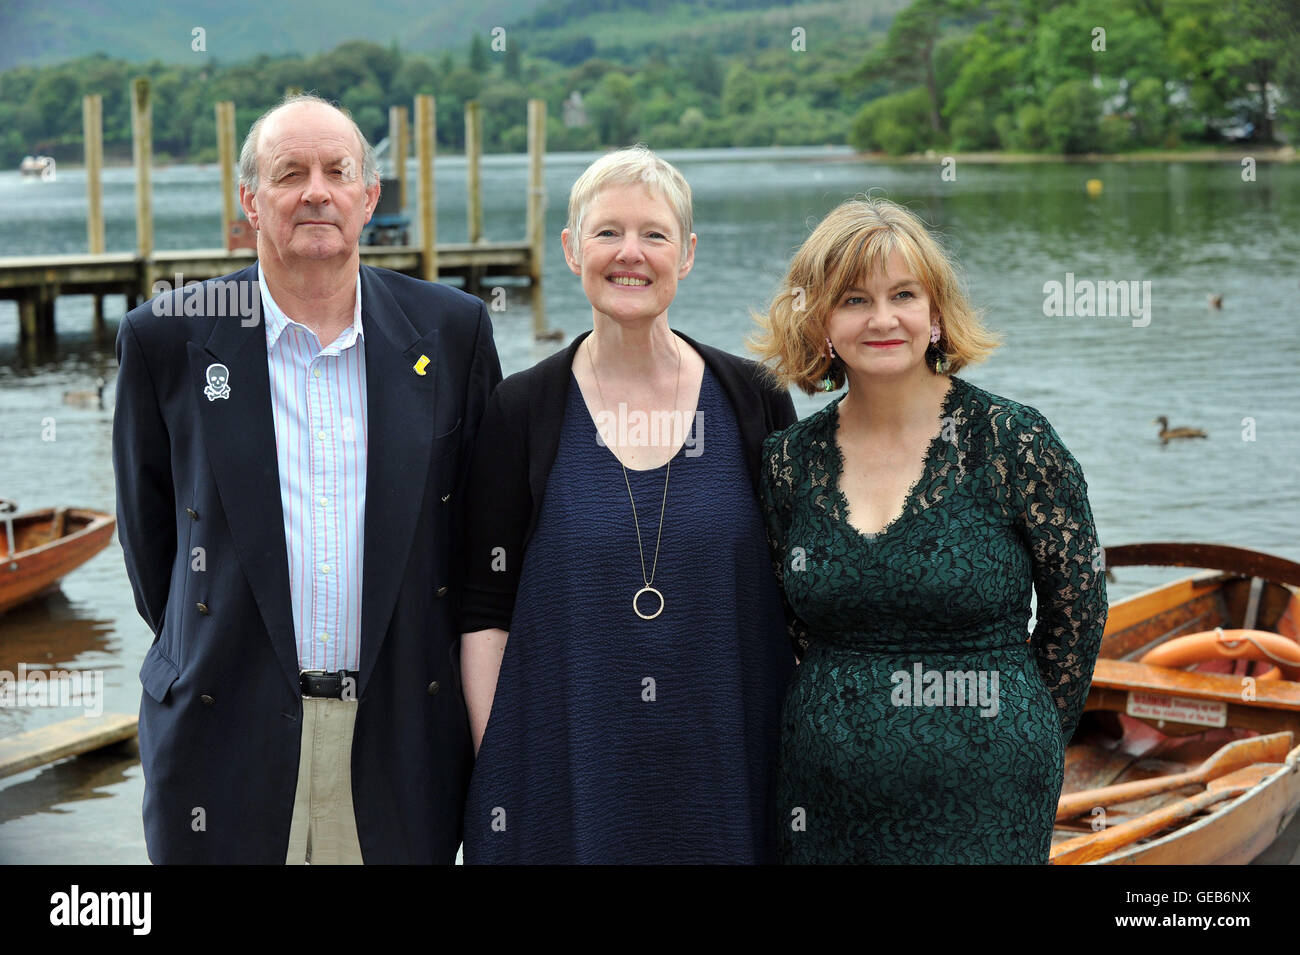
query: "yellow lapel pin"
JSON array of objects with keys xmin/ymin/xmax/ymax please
[{"xmin": 413, "ymin": 354, "xmax": 430, "ymax": 376}]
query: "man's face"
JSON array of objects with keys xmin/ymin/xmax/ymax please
[{"xmin": 239, "ymin": 102, "xmax": 380, "ymax": 267}]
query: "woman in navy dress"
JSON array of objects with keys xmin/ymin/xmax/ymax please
[{"xmin": 456, "ymin": 146, "xmax": 797, "ymax": 863}]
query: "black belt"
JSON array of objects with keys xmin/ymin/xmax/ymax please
[{"xmin": 299, "ymin": 669, "xmax": 359, "ymax": 699}]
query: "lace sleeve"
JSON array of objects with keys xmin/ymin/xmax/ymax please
[
  {"xmin": 1014, "ymin": 413, "xmax": 1108, "ymax": 742},
  {"xmin": 760, "ymin": 430, "xmax": 811, "ymax": 661}
]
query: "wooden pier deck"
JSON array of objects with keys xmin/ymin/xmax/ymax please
[
  {"xmin": 0, "ymin": 713, "xmax": 138, "ymax": 779},
  {"xmin": 3, "ymin": 84, "xmax": 550, "ymax": 349},
  {"xmin": 0, "ymin": 242, "xmax": 534, "ymax": 340}
]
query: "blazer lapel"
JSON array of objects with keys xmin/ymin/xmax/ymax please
[
  {"xmin": 356, "ymin": 267, "xmax": 438, "ymax": 694},
  {"xmin": 187, "ymin": 264, "xmax": 300, "ymax": 699}
]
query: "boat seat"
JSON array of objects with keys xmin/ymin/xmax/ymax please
[
  {"xmin": 49, "ymin": 507, "xmax": 67, "ymax": 542},
  {"xmin": 1090, "ymin": 659, "xmax": 1300, "ymax": 712}
]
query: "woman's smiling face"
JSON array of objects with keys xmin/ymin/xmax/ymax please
[
  {"xmin": 826, "ymin": 250, "xmax": 934, "ymax": 379},
  {"xmin": 562, "ymin": 182, "xmax": 696, "ymax": 327}
]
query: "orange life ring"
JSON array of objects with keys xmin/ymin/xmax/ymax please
[{"xmin": 1140, "ymin": 628, "xmax": 1300, "ymax": 682}]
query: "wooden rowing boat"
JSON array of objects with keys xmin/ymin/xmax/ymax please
[
  {"xmin": 0, "ymin": 503, "xmax": 116, "ymax": 616},
  {"xmin": 1053, "ymin": 542, "xmax": 1300, "ymax": 864}
]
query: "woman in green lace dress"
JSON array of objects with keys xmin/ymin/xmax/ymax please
[{"xmin": 750, "ymin": 197, "xmax": 1107, "ymax": 864}]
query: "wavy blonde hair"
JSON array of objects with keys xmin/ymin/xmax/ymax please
[{"xmin": 749, "ymin": 196, "xmax": 999, "ymax": 395}]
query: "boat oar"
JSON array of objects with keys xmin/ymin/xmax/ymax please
[
  {"xmin": 1056, "ymin": 731, "xmax": 1293, "ymax": 822},
  {"xmin": 1050, "ymin": 763, "xmax": 1277, "ymax": 865}
]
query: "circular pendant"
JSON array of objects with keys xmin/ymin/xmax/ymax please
[{"xmin": 633, "ymin": 586, "xmax": 664, "ymax": 620}]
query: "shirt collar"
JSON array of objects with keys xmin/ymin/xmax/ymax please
[{"xmin": 259, "ymin": 263, "xmax": 364, "ymax": 353}]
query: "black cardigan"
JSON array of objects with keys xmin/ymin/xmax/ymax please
[{"xmin": 457, "ymin": 329, "xmax": 798, "ymax": 633}]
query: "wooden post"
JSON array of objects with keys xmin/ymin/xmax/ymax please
[
  {"xmin": 527, "ymin": 98, "xmax": 547, "ymax": 339},
  {"xmin": 84, "ymin": 93, "xmax": 106, "ymax": 334},
  {"xmin": 465, "ymin": 100, "xmax": 483, "ymax": 245},
  {"xmin": 389, "ymin": 105, "xmax": 408, "ymax": 212},
  {"xmin": 38, "ymin": 285, "xmax": 57, "ymax": 341},
  {"xmin": 415, "ymin": 94, "xmax": 437, "ymax": 281},
  {"xmin": 83, "ymin": 95, "xmax": 104, "ymax": 256},
  {"xmin": 18, "ymin": 295, "xmax": 37, "ymax": 343},
  {"xmin": 216, "ymin": 101, "xmax": 237, "ymax": 251},
  {"xmin": 131, "ymin": 77, "xmax": 153, "ymax": 297}
]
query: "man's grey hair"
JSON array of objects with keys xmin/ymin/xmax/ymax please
[{"xmin": 238, "ymin": 92, "xmax": 379, "ymax": 194}]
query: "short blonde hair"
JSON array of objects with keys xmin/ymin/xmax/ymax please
[
  {"xmin": 566, "ymin": 144, "xmax": 693, "ymax": 265},
  {"xmin": 750, "ymin": 196, "xmax": 999, "ymax": 395}
]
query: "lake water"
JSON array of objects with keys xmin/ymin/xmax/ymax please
[{"xmin": 1, "ymin": 147, "xmax": 1298, "ymax": 863}]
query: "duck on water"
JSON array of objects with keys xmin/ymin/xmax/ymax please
[{"xmin": 1153, "ymin": 416, "xmax": 1207, "ymax": 443}]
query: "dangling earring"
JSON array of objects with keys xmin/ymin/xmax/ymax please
[
  {"xmin": 820, "ymin": 337, "xmax": 837, "ymax": 392},
  {"xmin": 927, "ymin": 323, "xmax": 947, "ymax": 374}
]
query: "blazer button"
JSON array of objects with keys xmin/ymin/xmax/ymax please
[
  {"xmin": 196, "ymin": 602, "xmax": 209, "ymax": 615},
  {"xmin": 435, "ymin": 586, "xmax": 448, "ymax": 597},
  {"xmin": 440, "ymin": 492, "xmax": 451, "ymax": 503},
  {"xmin": 427, "ymin": 681, "xmax": 440, "ymax": 696},
  {"xmin": 200, "ymin": 694, "xmax": 215, "ymax": 706},
  {"xmin": 185, "ymin": 507, "xmax": 199, "ymax": 520}
]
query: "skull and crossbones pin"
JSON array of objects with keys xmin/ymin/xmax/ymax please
[{"xmin": 203, "ymin": 363, "xmax": 231, "ymax": 401}]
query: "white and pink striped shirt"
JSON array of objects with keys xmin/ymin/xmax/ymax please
[{"xmin": 259, "ymin": 266, "xmax": 368, "ymax": 672}]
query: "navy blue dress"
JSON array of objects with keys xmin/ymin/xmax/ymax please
[{"xmin": 462, "ymin": 366, "xmax": 794, "ymax": 863}]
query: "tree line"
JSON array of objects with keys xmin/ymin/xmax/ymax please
[{"xmin": 1, "ymin": 0, "xmax": 1294, "ymax": 169}]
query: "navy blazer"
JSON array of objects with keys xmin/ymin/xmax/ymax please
[{"xmin": 112, "ymin": 262, "xmax": 502, "ymax": 863}]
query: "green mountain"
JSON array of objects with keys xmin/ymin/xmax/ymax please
[
  {"xmin": 0, "ymin": 0, "xmax": 903, "ymax": 71},
  {"xmin": 0, "ymin": 0, "xmax": 545, "ymax": 70}
]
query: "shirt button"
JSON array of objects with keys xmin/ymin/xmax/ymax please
[
  {"xmin": 321, "ymin": 564, "xmax": 331, "ymax": 574},
  {"xmin": 313, "ymin": 368, "xmax": 321, "ymax": 378},
  {"xmin": 319, "ymin": 497, "xmax": 328, "ymax": 507},
  {"xmin": 320, "ymin": 632, "xmax": 330, "ymax": 643},
  {"xmin": 318, "ymin": 430, "xmax": 327, "ymax": 441}
]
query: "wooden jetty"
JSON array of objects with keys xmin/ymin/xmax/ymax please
[
  {"xmin": 0, "ymin": 713, "xmax": 137, "ymax": 779},
  {"xmin": 1, "ymin": 81, "xmax": 551, "ymax": 350}
]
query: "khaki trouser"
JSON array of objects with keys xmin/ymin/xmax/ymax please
[{"xmin": 285, "ymin": 697, "xmax": 364, "ymax": 864}]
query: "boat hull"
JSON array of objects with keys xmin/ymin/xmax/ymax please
[
  {"xmin": 0, "ymin": 508, "xmax": 116, "ymax": 615},
  {"xmin": 1056, "ymin": 544, "xmax": 1300, "ymax": 864},
  {"xmin": 1097, "ymin": 743, "xmax": 1300, "ymax": 864}
]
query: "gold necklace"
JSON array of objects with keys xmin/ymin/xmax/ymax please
[{"xmin": 585, "ymin": 333, "xmax": 682, "ymax": 621}]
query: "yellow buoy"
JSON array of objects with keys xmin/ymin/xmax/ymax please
[{"xmin": 1086, "ymin": 178, "xmax": 1103, "ymax": 197}]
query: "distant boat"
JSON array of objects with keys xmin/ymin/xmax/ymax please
[
  {"xmin": 0, "ymin": 502, "xmax": 115, "ymax": 615},
  {"xmin": 18, "ymin": 155, "xmax": 56, "ymax": 182}
]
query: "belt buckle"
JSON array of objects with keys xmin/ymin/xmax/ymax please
[
  {"xmin": 300, "ymin": 668, "xmax": 355, "ymax": 699},
  {"xmin": 300, "ymin": 669, "xmax": 335, "ymax": 698}
]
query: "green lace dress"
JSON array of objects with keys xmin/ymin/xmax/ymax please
[{"xmin": 760, "ymin": 374, "xmax": 1107, "ymax": 864}]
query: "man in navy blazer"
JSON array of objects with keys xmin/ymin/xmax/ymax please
[{"xmin": 112, "ymin": 94, "xmax": 501, "ymax": 863}]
